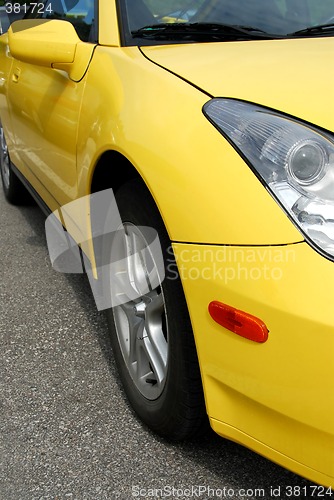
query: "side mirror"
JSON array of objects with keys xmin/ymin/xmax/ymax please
[{"xmin": 8, "ymin": 19, "xmax": 80, "ymax": 69}]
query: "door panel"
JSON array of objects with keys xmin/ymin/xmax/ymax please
[
  {"xmin": 7, "ymin": 61, "xmax": 86, "ymax": 206},
  {"xmin": 6, "ymin": 0, "xmax": 96, "ymax": 207}
]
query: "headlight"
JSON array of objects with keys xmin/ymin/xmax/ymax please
[{"xmin": 203, "ymin": 98, "xmax": 334, "ymax": 261}]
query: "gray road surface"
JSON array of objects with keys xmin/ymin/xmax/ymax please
[{"xmin": 0, "ymin": 189, "xmax": 312, "ymax": 499}]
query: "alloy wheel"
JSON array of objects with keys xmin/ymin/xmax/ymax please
[{"xmin": 110, "ymin": 222, "xmax": 168, "ymax": 400}]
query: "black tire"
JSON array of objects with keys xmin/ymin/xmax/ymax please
[
  {"xmin": 0, "ymin": 121, "xmax": 30, "ymax": 204},
  {"xmin": 105, "ymin": 180, "xmax": 207, "ymax": 440}
]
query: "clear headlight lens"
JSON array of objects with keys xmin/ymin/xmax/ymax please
[{"xmin": 203, "ymin": 98, "xmax": 334, "ymax": 260}]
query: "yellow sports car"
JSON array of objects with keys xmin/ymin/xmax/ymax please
[{"xmin": 1, "ymin": 0, "xmax": 334, "ymax": 488}]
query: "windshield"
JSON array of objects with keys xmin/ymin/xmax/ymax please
[{"xmin": 120, "ymin": 0, "xmax": 334, "ymax": 45}]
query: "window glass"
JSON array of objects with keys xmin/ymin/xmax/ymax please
[
  {"xmin": 26, "ymin": 0, "xmax": 96, "ymax": 42},
  {"xmin": 0, "ymin": 7, "xmax": 10, "ymax": 33},
  {"xmin": 122, "ymin": 0, "xmax": 334, "ymax": 44},
  {"xmin": 0, "ymin": 1, "xmax": 27, "ymax": 34},
  {"xmin": 142, "ymin": 0, "xmax": 204, "ymax": 20},
  {"xmin": 306, "ymin": 0, "xmax": 333, "ymax": 24}
]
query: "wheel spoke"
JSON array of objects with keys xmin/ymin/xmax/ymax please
[
  {"xmin": 134, "ymin": 337, "xmax": 152, "ymax": 382},
  {"xmin": 139, "ymin": 292, "xmax": 168, "ymax": 386},
  {"xmin": 113, "ymin": 301, "xmax": 142, "ymax": 362},
  {"xmin": 124, "ymin": 228, "xmax": 151, "ymax": 296},
  {"xmin": 138, "ymin": 242, "xmax": 161, "ymax": 292},
  {"xmin": 109, "ymin": 229, "xmax": 144, "ymax": 304},
  {"xmin": 142, "ymin": 331, "xmax": 167, "ymax": 386}
]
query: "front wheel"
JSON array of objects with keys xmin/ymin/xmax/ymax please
[{"xmin": 105, "ymin": 180, "xmax": 207, "ymax": 440}]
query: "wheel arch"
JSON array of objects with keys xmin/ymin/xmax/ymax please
[
  {"xmin": 90, "ymin": 150, "xmax": 143, "ymax": 195},
  {"xmin": 89, "ymin": 148, "xmax": 171, "ymax": 237}
]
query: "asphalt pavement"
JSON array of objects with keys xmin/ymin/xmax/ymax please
[{"xmin": 0, "ymin": 189, "xmax": 312, "ymax": 499}]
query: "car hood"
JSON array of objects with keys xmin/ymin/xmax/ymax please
[{"xmin": 141, "ymin": 37, "xmax": 334, "ymax": 132}]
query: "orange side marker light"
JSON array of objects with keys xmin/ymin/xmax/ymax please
[{"xmin": 208, "ymin": 301, "xmax": 269, "ymax": 343}]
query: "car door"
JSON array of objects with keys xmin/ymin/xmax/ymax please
[{"xmin": 7, "ymin": 0, "xmax": 96, "ymax": 208}]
